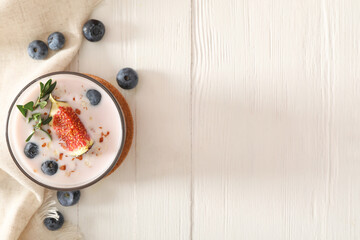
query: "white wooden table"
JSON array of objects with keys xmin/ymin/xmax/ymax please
[{"xmin": 62, "ymin": 0, "xmax": 360, "ymax": 239}]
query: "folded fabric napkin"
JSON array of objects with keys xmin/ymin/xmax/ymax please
[{"xmin": 0, "ymin": 0, "xmax": 100, "ymax": 239}]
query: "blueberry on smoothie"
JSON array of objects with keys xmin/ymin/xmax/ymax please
[
  {"xmin": 27, "ymin": 40, "xmax": 48, "ymax": 60},
  {"xmin": 116, "ymin": 68, "xmax": 138, "ymax": 90},
  {"xmin": 24, "ymin": 142, "xmax": 39, "ymax": 159},
  {"xmin": 43, "ymin": 211, "xmax": 64, "ymax": 231},
  {"xmin": 47, "ymin": 32, "xmax": 65, "ymax": 50},
  {"xmin": 86, "ymin": 89, "xmax": 102, "ymax": 105},
  {"xmin": 57, "ymin": 190, "xmax": 81, "ymax": 206},
  {"xmin": 41, "ymin": 160, "xmax": 58, "ymax": 176},
  {"xmin": 82, "ymin": 19, "xmax": 105, "ymax": 42}
]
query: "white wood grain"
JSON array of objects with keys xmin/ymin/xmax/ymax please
[
  {"xmin": 67, "ymin": 0, "xmax": 191, "ymax": 239},
  {"xmin": 63, "ymin": 0, "xmax": 360, "ymax": 239},
  {"xmin": 192, "ymin": 0, "xmax": 360, "ymax": 239},
  {"xmin": 133, "ymin": 0, "xmax": 191, "ymax": 239}
]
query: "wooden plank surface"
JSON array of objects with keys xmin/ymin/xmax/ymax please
[
  {"xmin": 67, "ymin": 0, "xmax": 191, "ymax": 239},
  {"xmin": 63, "ymin": 0, "xmax": 360, "ymax": 239},
  {"xmin": 192, "ymin": 0, "xmax": 360, "ymax": 239},
  {"xmin": 192, "ymin": 0, "xmax": 322, "ymax": 239}
]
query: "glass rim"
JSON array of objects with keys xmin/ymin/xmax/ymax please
[{"xmin": 5, "ymin": 71, "xmax": 126, "ymax": 191}]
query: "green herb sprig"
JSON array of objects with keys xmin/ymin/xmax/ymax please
[{"xmin": 17, "ymin": 79, "xmax": 56, "ymax": 142}]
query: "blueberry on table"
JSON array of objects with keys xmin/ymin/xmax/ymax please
[
  {"xmin": 86, "ymin": 89, "xmax": 102, "ymax": 105},
  {"xmin": 57, "ymin": 190, "xmax": 81, "ymax": 206},
  {"xmin": 82, "ymin": 19, "xmax": 105, "ymax": 42},
  {"xmin": 47, "ymin": 32, "xmax": 65, "ymax": 50},
  {"xmin": 24, "ymin": 142, "xmax": 39, "ymax": 159},
  {"xmin": 116, "ymin": 68, "xmax": 139, "ymax": 90},
  {"xmin": 43, "ymin": 211, "xmax": 64, "ymax": 231},
  {"xmin": 41, "ymin": 160, "xmax": 58, "ymax": 176},
  {"xmin": 27, "ymin": 40, "xmax": 48, "ymax": 60}
]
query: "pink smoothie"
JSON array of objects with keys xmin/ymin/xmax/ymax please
[{"xmin": 7, "ymin": 73, "xmax": 124, "ymax": 189}]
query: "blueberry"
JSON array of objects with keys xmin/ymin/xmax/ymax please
[
  {"xmin": 47, "ymin": 32, "xmax": 65, "ymax": 50},
  {"xmin": 57, "ymin": 190, "xmax": 81, "ymax": 206},
  {"xmin": 43, "ymin": 211, "xmax": 64, "ymax": 231},
  {"xmin": 41, "ymin": 160, "xmax": 58, "ymax": 176},
  {"xmin": 27, "ymin": 40, "xmax": 48, "ymax": 60},
  {"xmin": 24, "ymin": 142, "xmax": 39, "ymax": 159},
  {"xmin": 116, "ymin": 68, "xmax": 139, "ymax": 90},
  {"xmin": 82, "ymin": 19, "xmax": 105, "ymax": 42},
  {"xmin": 86, "ymin": 89, "xmax": 102, "ymax": 105}
]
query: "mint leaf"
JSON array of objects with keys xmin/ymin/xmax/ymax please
[
  {"xmin": 45, "ymin": 82, "xmax": 57, "ymax": 95},
  {"xmin": 42, "ymin": 79, "xmax": 52, "ymax": 95},
  {"xmin": 26, "ymin": 131, "xmax": 35, "ymax": 142},
  {"xmin": 39, "ymin": 101, "xmax": 47, "ymax": 109},
  {"xmin": 34, "ymin": 117, "xmax": 43, "ymax": 129},
  {"xmin": 42, "ymin": 116, "xmax": 52, "ymax": 125},
  {"xmin": 40, "ymin": 82, "xmax": 44, "ymax": 92},
  {"xmin": 44, "ymin": 79, "xmax": 51, "ymax": 89},
  {"xmin": 17, "ymin": 105, "xmax": 27, "ymax": 117},
  {"xmin": 41, "ymin": 80, "xmax": 56, "ymax": 97},
  {"xmin": 23, "ymin": 101, "xmax": 34, "ymax": 111},
  {"xmin": 20, "ymin": 79, "xmax": 57, "ymax": 142},
  {"xmin": 32, "ymin": 113, "xmax": 41, "ymax": 121},
  {"xmin": 28, "ymin": 113, "xmax": 41, "ymax": 123}
]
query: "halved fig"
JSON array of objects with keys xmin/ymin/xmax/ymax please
[{"xmin": 49, "ymin": 95, "xmax": 93, "ymax": 156}]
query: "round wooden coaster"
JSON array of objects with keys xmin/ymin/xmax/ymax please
[{"xmin": 85, "ymin": 74, "xmax": 134, "ymax": 176}]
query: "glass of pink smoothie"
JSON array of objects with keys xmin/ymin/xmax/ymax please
[{"xmin": 6, "ymin": 72, "xmax": 125, "ymax": 190}]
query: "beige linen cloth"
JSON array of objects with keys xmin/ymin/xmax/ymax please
[{"xmin": 0, "ymin": 0, "xmax": 100, "ymax": 239}]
